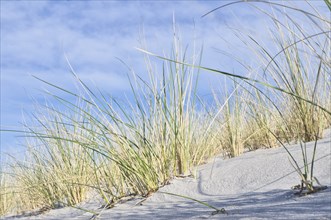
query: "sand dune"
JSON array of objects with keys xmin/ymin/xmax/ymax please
[{"xmin": 6, "ymin": 135, "xmax": 331, "ymax": 219}]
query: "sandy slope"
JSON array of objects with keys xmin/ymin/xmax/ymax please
[{"xmin": 6, "ymin": 135, "xmax": 331, "ymax": 219}]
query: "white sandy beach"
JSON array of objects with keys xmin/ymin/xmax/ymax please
[{"xmin": 5, "ymin": 133, "xmax": 331, "ymax": 220}]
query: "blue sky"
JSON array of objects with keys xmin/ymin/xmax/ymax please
[{"xmin": 0, "ymin": 1, "xmax": 329, "ymax": 156}]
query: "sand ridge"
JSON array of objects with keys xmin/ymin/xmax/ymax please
[{"xmin": 5, "ymin": 136, "xmax": 331, "ymax": 219}]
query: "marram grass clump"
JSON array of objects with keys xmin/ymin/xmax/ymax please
[
  {"xmin": 1, "ymin": 0, "xmax": 330, "ymax": 217},
  {"xmin": 1, "ymin": 34, "xmax": 222, "ymax": 215}
]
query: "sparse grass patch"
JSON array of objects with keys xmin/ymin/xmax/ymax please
[{"xmin": 198, "ymin": 0, "xmax": 331, "ymax": 194}]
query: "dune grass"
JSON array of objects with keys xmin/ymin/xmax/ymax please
[
  {"xmin": 0, "ymin": 0, "xmax": 330, "ymax": 216},
  {"xmin": 4, "ymin": 105, "xmax": 94, "ymax": 211},
  {"xmin": 1, "ymin": 31, "xmax": 221, "ymax": 214},
  {"xmin": 0, "ymin": 171, "xmax": 14, "ymax": 216},
  {"xmin": 140, "ymin": 0, "xmax": 330, "ymax": 194},
  {"xmin": 196, "ymin": 0, "xmax": 331, "ymax": 193}
]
